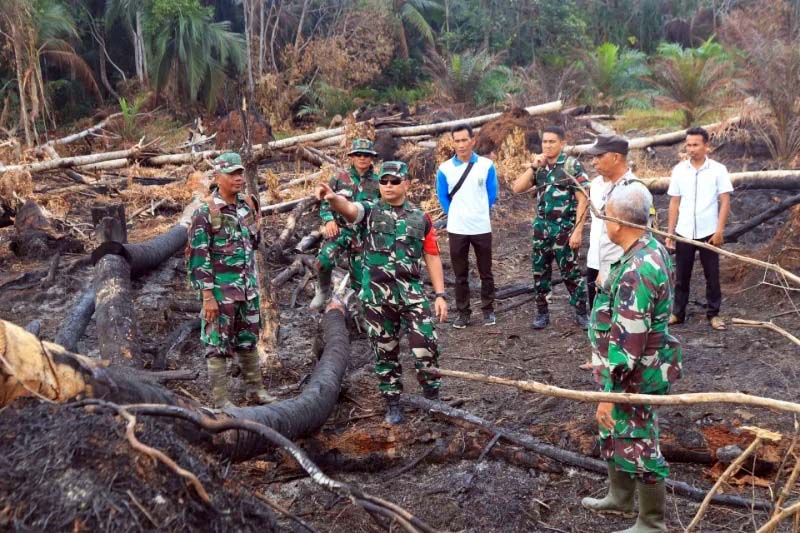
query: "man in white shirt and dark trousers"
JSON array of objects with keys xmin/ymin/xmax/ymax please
[
  {"xmin": 666, "ymin": 126, "xmax": 733, "ymax": 331},
  {"xmin": 584, "ymin": 135, "xmax": 631, "ymax": 311},
  {"xmin": 436, "ymin": 124, "xmax": 498, "ymax": 328}
]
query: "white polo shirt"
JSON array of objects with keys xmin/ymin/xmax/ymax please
[
  {"xmin": 667, "ymin": 158, "xmax": 733, "ymax": 239},
  {"xmin": 586, "ymin": 171, "xmax": 632, "ymax": 277}
]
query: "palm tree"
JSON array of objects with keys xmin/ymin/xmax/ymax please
[
  {"xmin": 579, "ymin": 42, "xmax": 649, "ymax": 111},
  {"xmin": 424, "ymin": 48, "xmax": 514, "ymax": 106},
  {"xmin": 385, "ymin": 0, "xmax": 442, "ymax": 59},
  {"xmin": 646, "ymin": 38, "xmax": 734, "ymax": 127},
  {"xmin": 148, "ymin": 2, "xmax": 245, "ymax": 111}
]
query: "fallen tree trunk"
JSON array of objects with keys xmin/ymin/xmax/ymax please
[
  {"xmin": 644, "ymin": 171, "xmax": 800, "ymax": 195},
  {"xmin": 279, "ymin": 170, "xmax": 324, "ymax": 191},
  {"xmin": 269, "ymin": 197, "xmax": 317, "ymax": 260},
  {"xmin": 262, "ymin": 196, "xmax": 317, "ymax": 215},
  {"xmin": 0, "ymin": 304, "xmax": 350, "ymax": 461},
  {"xmin": 294, "ymin": 230, "xmax": 322, "ymax": 253},
  {"xmin": 0, "ymin": 144, "xmax": 142, "ymax": 174},
  {"xmin": 273, "ymin": 254, "xmax": 316, "ymax": 287},
  {"xmin": 40, "ymin": 112, "xmax": 122, "ymax": 148},
  {"xmin": 724, "ymin": 192, "xmax": 800, "ymax": 242},
  {"xmin": 53, "ymin": 287, "xmax": 96, "ymax": 352},
  {"xmin": 404, "ymin": 395, "xmax": 771, "ymax": 511}
]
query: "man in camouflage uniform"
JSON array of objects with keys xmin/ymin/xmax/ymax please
[
  {"xmin": 317, "ymin": 161, "xmax": 448, "ymax": 425},
  {"xmin": 582, "ymin": 181, "xmax": 682, "ymax": 533},
  {"xmin": 310, "ymin": 139, "xmax": 381, "ymax": 311},
  {"xmin": 512, "ymin": 125, "xmax": 589, "ymax": 329},
  {"xmin": 187, "ymin": 152, "xmax": 275, "ymax": 408}
]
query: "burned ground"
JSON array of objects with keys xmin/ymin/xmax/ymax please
[{"xmin": 1, "ymin": 127, "xmax": 799, "ymax": 532}]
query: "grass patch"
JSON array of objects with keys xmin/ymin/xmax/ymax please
[{"xmin": 613, "ymin": 108, "xmax": 685, "ymax": 133}]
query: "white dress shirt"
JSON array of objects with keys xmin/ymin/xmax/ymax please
[
  {"xmin": 587, "ymin": 171, "xmax": 633, "ymax": 278},
  {"xmin": 668, "ymin": 157, "xmax": 733, "ymax": 239}
]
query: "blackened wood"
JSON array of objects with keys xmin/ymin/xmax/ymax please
[
  {"xmin": 724, "ymin": 192, "xmax": 800, "ymax": 243},
  {"xmin": 54, "ymin": 287, "xmax": 95, "ymax": 352},
  {"xmin": 94, "ymin": 253, "xmax": 139, "ymax": 365}
]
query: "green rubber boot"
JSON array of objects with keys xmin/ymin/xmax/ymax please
[
  {"xmin": 207, "ymin": 357, "xmax": 234, "ymax": 409},
  {"xmin": 614, "ymin": 481, "xmax": 666, "ymax": 533},
  {"xmin": 309, "ymin": 269, "xmax": 332, "ymax": 312},
  {"xmin": 581, "ymin": 464, "xmax": 636, "ymax": 516},
  {"xmin": 239, "ymin": 349, "xmax": 277, "ymax": 404}
]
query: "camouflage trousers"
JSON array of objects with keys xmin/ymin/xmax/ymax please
[
  {"xmin": 531, "ymin": 217, "xmax": 586, "ymax": 310},
  {"xmin": 316, "ymin": 226, "xmax": 364, "ymax": 293},
  {"xmin": 363, "ymin": 300, "xmax": 440, "ymax": 397},
  {"xmin": 599, "ymin": 402, "xmax": 670, "ymax": 482},
  {"xmin": 201, "ymin": 296, "xmax": 261, "ymax": 358}
]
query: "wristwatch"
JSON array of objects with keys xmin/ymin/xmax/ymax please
[{"xmin": 434, "ymin": 292, "xmax": 447, "ymax": 300}]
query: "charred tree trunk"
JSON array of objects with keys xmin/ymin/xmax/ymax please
[
  {"xmin": 53, "ymin": 287, "xmax": 95, "ymax": 352},
  {"xmin": 92, "ymin": 203, "xmax": 140, "ymax": 366},
  {"xmin": 724, "ymin": 192, "xmax": 800, "ymax": 242}
]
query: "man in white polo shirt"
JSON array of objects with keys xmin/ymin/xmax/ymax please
[
  {"xmin": 666, "ymin": 126, "xmax": 733, "ymax": 330},
  {"xmin": 436, "ymin": 123, "xmax": 498, "ymax": 328}
]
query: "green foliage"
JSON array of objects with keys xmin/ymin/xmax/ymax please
[
  {"xmin": 118, "ymin": 95, "xmax": 144, "ymax": 140},
  {"xmin": 578, "ymin": 42, "xmax": 649, "ymax": 110},
  {"xmin": 615, "ymin": 107, "xmax": 693, "ymax": 132},
  {"xmin": 146, "ymin": 0, "xmax": 244, "ymax": 110},
  {"xmin": 296, "ymin": 81, "xmax": 355, "ymax": 121},
  {"xmin": 425, "ymin": 49, "xmax": 517, "ymax": 107},
  {"xmin": 646, "ymin": 37, "xmax": 735, "ymax": 127}
]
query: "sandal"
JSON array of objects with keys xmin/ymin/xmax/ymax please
[
  {"xmin": 710, "ymin": 317, "xmax": 727, "ymax": 331},
  {"xmin": 668, "ymin": 314, "xmax": 683, "ymax": 326}
]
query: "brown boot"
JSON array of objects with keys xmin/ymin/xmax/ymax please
[
  {"xmin": 239, "ymin": 349, "xmax": 277, "ymax": 404},
  {"xmin": 206, "ymin": 357, "xmax": 234, "ymax": 409}
]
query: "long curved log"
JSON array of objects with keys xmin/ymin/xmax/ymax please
[
  {"xmin": 0, "ymin": 304, "xmax": 350, "ymax": 462},
  {"xmin": 642, "ymin": 171, "xmax": 800, "ymax": 195}
]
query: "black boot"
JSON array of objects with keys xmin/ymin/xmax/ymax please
[
  {"xmin": 422, "ymin": 387, "xmax": 439, "ymax": 401},
  {"xmin": 533, "ymin": 307, "xmax": 550, "ymax": 329},
  {"xmin": 384, "ymin": 396, "xmax": 404, "ymax": 425},
  {"xmin": 575, "ymin": 304, "xmax": 589, "ymax": 330}
]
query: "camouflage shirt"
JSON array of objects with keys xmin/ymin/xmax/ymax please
[
  {"xmin": 187, "ymin": 191, "xmax": 259, "ymax": 301},
  {"xmin": 532, "ymin": 152, "xmax": 589, "ymax": 224},
  {"xmin": 354, "ymin": 199, "xmax": 434, "ymax": 306},
  {"xmin": 320, "ymin": 166, "xmax": 381, "ymax": 226},
  {"xmin": 589, "ymin": 234, "xmax": 682, "ymax": 394}
]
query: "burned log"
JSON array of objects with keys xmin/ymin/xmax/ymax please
[
  {"xmin": 643, "ymin": 171, "xmax": 800, "ymax": 195},
  {"xmin": 294, "ymin": 230, "xmax": 323, "ymax": 253},
  {"xmin": 53, "ymin": 287, "xmax": 96, "ymax": 352},
  {"xmin": 262, "ymin": 195, "xmax": 318, "ymax": 215},
  {"xmin": 10, "ymin": 199, "xmax": 83, "ymax": 258},
  {"xmin": 724, "ymin": 192, "xmax": 800, "ymax": 242},
  {"xmin": 269, "ymin": 197, "xmax": 317, "ymax": 260}
]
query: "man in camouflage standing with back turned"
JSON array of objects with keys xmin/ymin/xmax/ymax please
[
  {"xmin": 187, "ymin": 152, "xmax": 275, "ymax": 408},
  {"xmin": 317, "ymin": 161, "xmax": 448, "ymax": 425},
  {"xmin": 512, "ymin": 125, "xmax": 590, "ymax": 329},
  {"xmin": 310, "ymin": 139, "xmax": 381, "ymax": 310},
  {"xmin": 582, "ymin": 181, "xmax": 681, "ymax": 533}
]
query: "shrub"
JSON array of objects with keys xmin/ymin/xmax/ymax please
[{"xmin": 578, "ymin": 42, "xmax": 649, "ymax": 110}]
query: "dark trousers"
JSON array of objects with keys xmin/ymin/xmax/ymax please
[
  {"xmin": 586, "ymin": 267, "xmax": 599, "ymax": 311},
  {"xmin": 674, "ymin": 235, "xmax": 721, "ymax": 320},
  {"xmin": 448, "ymin": 232, "xmax": 495, "ymax": 314}
]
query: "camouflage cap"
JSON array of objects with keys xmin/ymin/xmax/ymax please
[
  {"xmin": 213, "ymin": 152, "xmax": 245, "ymax": 173},
  {"xmin": 378, "ymin": 161, "xmax": 409, "ymax": 179},
  {"xmin": 347, "ymin": 138, "xmax": 378, "ymax": 156}
]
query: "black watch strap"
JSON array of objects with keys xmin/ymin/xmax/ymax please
[{"xmin": 434, "ymin": 292, "xmax": 447, "ymax": 300}]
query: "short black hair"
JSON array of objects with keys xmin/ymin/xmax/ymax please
[
  {"xmin": 450, "ymin": 123, "xmax": 474, "ymax": 137},
  {"xmin": 542, "ymin": 125, "xmax": 565, "ymax": 140},
  {"xmin": 686, "ymin": 126, "xmax": 710, "ymax": 143}
]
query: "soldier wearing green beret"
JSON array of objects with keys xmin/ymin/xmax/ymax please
[
  {"xmin": 317, "ymin": 161, "xmax": 447, "ymax": 425},
  {"xmin": 187, "ymin": 152, "xmax": 275, "ymax": 408},
  {"xmin": 310, "ymin": 138, "xmax": 381, "ymax": 311}
]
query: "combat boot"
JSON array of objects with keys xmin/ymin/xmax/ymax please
[
  {"xmin": 533, "ymin": 307, "xmax": 550, "ymax": 329},
  {"xmin": 581, "ymin": 464, "xmax": 636, "ymax": 516},
  {"xmin": 613, "ymin": 480, "xmax": 666, "ymax": 533},
  {"xmin": 422, "ymin": 387, "xmax": 439, "ymax": 401},
  {"xmin": 309, "ymin": 269, "xmax": 332, "ymax": 312},
  {"xmin": 207, "ymin": 357, "xmax": 234, "ymax": 409},
  {"xmin": 575, "ymin": 303, "xmax": 589, "ymax": 330},
  {"xmin": 239, "ymin": 349, "xmax": 277, "ymax": 404},
  {"xmin": 384, "ymin": 395, "xmax": 404, "ymax": 425}
]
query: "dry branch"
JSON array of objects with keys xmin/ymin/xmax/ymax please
[
  {"xmin": 0, "ymin": 143, "xmax": 143, "ymax": 174},
  {"xmin": 731, "ymin": 318, "xmax": 800, "ymax": 346},
  {"xmin": 433, "ymin": 368, "xmax": 800, "ymax": 415},
  {"xmin": 269, "ymin": 197, "xmax": 317, "ymax": 258},
  {"xmin": 116, "ymin": 406, "xmax": 212, "ymax": 505},
  {"xmin": 757, "ymin": 501, "xmax": 800, "ymax": 533},
  {"xmin": 262, "ymin": 195, "xmax": 317, "ymax": 215}
]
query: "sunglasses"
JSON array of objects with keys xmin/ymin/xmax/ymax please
[
  {"xmin": 379, "ymin": 176, "xmax": 404, "ymax": 185},
  {"xmin": 351, "ymin": 153, "xmax": 373, "ymax": 158}
]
